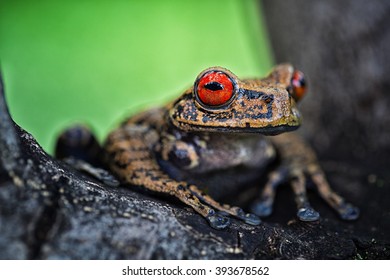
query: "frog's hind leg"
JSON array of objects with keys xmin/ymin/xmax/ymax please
[
  {"xmin": 55, "ymin": 124, "xmax": 119, "ymax": 186},
  {"xmin": 307, "ymin": 166, "xmax": 359, "ymax": 220},
  {"xmin": 56, "ymin": 124, "xmax": 102, "ymax": 166},
  {"xmin": 104, "ymin": 125, "xmax": 231, "ymax": 230}
]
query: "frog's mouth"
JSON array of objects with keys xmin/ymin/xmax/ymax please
[
  {"xmin": 169, "ymin": 102, "xmax": 302, "ymax": 135},
  {"xmin": 172, "ymin": 120, "xmax": 300, "ymax": 135},
  {"xmin": 203, "ymin": 123, "xmax": 299, "ymax": 135}
]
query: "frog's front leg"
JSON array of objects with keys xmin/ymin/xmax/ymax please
[
  {"xmin": 252, "ymin": 132, "xmax": 359, "ymax": 221},
  {"xmin": 104, "ymin": 124, "xmax": 260, "ymax": 229}
]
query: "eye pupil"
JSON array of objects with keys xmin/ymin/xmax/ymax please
[{"xmin": 204, "ymin": 81, "xmax": 223, "ymax": 91}]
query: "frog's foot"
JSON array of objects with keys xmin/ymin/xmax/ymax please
[
  {"xmin": 296, "ymin": 206, "xmax": 320, "ymax": 222},
  {"xmin": 188, "ymin": 185, "xmax": 261, "ymax": 226},
  {"xmin": 309, "ymin": 169, "xmax": 360, "ymax": 220},
  {"xmin": 251, "ymin": 167, "xmax": 288, "ymax": 217},
  {"xmin": 251, "ymin": 200, "xmax": 273, "ymax": 217},
  {"xmin": 206, "ymin": 210, "xmax": 231, "ymax": 230},
  {"xmin": 64, "ymin": 158, "xmax": 120, "ymax": 187},
  {"xmin": 236, "ymin": 210, "xmax": 262, "ymax": 226},
  {"xmin": 336, "ymin": 202, "xmax": 360, "ymax": 220}
]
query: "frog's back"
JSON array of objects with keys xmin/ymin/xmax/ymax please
[{"xmin": 119, "ymin": 107, "xmax": 168, "ymax": 129}]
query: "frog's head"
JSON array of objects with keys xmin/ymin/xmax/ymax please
[{"xmin": 169, "ymin": 64, "xmax": 306, "ymax": 135}]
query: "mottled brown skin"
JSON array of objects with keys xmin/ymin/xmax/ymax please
[{"xmin": 104, "ymin": 64, "xmax": 359, "ymax": 229}]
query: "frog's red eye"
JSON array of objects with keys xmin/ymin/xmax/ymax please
[
  {"xmin": 290, "ymin": 70, "xmax": 307, "ymax": 101},
  {"xmin": 196, "ymin": 71, "xmax": 234, "ymax": 107}
]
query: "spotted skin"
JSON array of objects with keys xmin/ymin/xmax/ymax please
[
  {"xmin": 104, "ymin": 109, "xmax": 232, "ymax": 228},
  {"xmin": 101, "ymin": 64, "xmax": 359, "ymax": 229}
]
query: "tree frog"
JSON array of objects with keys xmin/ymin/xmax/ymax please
[{"xmin": 57, "ymin": 64, "xmax": 359, "ymax": 229}]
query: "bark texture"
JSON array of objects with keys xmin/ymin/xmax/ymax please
[{"xmin": 1, "ymin": 0, "xmax": 389, "ymax": 259}]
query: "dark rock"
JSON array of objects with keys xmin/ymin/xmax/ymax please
[
  {"xmin": 262, "ymin": 0, "xmax": 390, "ymax": 167},
  {"xmin": 1, "ymin": 0, "xmax": 390, "ymax": 258},
  {"xmin": 262, "ymin": 0, "xmax": 390, "ymax": 258}
]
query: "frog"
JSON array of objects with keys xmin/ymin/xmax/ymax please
[{"xmin": 56, "ymin": 64, "xmax": 359, "ymax": 229}]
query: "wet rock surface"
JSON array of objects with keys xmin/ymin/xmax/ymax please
[{"xmin": 1, "ymin": 0, "xmax": 390, "ymax": 259}]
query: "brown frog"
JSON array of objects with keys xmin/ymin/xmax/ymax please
[
  {"xmin": 101, "ymin": 64, "xmax": 359, "ymax": 229},
  {"xmin": 57, "ymin": 64, "xmax": 359, "ymax": 229}
]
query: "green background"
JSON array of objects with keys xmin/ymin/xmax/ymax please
[{"xmin": 0, "ymin": 0, "xmax": 272, "ymax": 153}]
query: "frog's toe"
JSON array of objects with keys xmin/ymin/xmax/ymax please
[
  {"xmin": 339, "ymin": 203, "xmax": 360, "ymax": 220},
  {"xmin": 251, "ymin": 200, "xmax": 273, "ymax": 217},
  {"xmin": 234, "ymin": 209, "xmax": 261, "ymax": 225},
  {"xmin": 242, "ymin": 213, "xmax": 262, "ymax": 226},
  {"xmin": 217, "ymin": 211, "xmax": 230, "ymax": 216},
  {"xmin": 207, "ymin": 212, "xmax": 231, "ymax": 230},
  {"xmin": 297, "ymin": 207, "xmax": 320, "ymax": 222},
  {"xmin": 64, "ymin": 158, "xmax": 120, "ymax": 187},
  {"xmin": 95, "ymin": 170, "xmax": 120, "ymax": 187}
]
